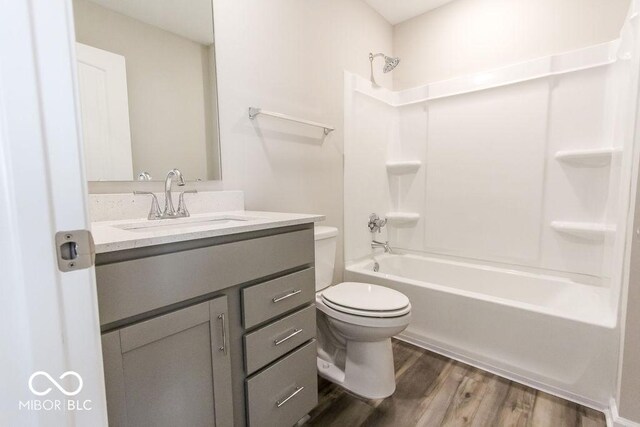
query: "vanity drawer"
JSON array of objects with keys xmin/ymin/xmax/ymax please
[
  {"xmin": 242, "ymin": 268, "xmax": 315, "ymax": 329},
  {"xmin": 96, "ymin": 228, "xmax": 314, "ymax": 326},
  {"xmin": 246, "ymin": 340, "xmax": 317, "ymax": 427},
  {"xmin": 244, "ymin": 305, "xmax": 316, "ymax": 375}
]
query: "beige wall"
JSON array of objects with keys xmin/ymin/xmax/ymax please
[
  {"xmin": 74, "ymin": 0, "xmax": 220, "ymax": 181},
  {"xmin": 213, "ymin": 0, "xmax": 393, "ymax": 282},
  {"xmin": 392, "ymin": 0, "xmax": 630, "ymax": 89}
]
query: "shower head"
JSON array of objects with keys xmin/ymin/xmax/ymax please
[
  {"xmin": 382, "ymin": 56, "xmax": 400, "ymax": 73},
  {"xmin": 369, "ymin": 52, "xmax": 400, "ymax": 86}
]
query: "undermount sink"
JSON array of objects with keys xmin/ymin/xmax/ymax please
[{"xmin": 115, "ymin": 215, "xmax": 259, "ymax": 233}]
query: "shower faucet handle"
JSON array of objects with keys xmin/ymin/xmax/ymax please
[{"xmin": 368, "ymin": 213, "xmax": 387, "ymax": 233}]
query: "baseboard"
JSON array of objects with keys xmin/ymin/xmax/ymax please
[
  {"xmin": 609, "ymin": 398, "xmax": 640, "ymax": 427},
  {"xmin": 395, "ymin": 331, "xmax": 607, "ymax": 413}
]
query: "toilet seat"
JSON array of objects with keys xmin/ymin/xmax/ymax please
[
  {"xmin": 321, "ymin": 282, "xmax": 411, "ymax": 318},
  {"xmin": 316, "ymin": 294, "xmax": 411, "ymax": 328}
]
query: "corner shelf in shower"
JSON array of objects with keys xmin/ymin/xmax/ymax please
[
  {"xmin": 550, "ymin": 221, "xmax": 616, "ymax": 241},
  {"xmin": 385, "ymin": 212, "xmax": 420, "ymax": 226},
  {"xmin": 386, "ymin": 160, "xmax": 422, "ymax": 174},
  {"xmin": 554, "ymin": 148, "xmax": 619, "ymax": 167}
]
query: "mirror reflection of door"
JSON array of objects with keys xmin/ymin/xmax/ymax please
[
  {"xmin": 77, "ymin": 43, "xmax": 134, "ymax": 181},
  {"xmin": 73, "ymin": 0, "xmax": 221, "ymax": 182}
]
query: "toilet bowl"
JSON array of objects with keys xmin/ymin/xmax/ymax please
[{"xmin": 314, "ymin": 226, "xmax": 411, "ymax": 399}]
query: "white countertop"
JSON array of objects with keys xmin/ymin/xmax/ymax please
[{"xmin": 92, "ymin": 210, "xmax": 324, "ymax": 254}]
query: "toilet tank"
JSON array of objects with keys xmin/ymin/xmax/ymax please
[{"xmin": 314, "ymin": 226, "xmax": 338, "ymax": 291}]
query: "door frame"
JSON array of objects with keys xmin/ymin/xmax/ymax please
[{"xmin": 0, "ymin": 0, "xmax": 107, "ymax": 425}]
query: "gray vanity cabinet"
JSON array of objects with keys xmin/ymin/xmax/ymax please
[
  {"xmin": 96, "ymin": 225, "xmax": 318, "ymax": 426},
  {"xmin": 101, "ymin": 296, "xmax": 233, "ymax": 427}
]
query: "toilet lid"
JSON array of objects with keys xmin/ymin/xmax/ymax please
[{"xmin": 321, "ymin": 282, "xmax": 410, "ymax": 313}]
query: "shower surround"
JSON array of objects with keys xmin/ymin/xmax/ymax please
[{"xmin": 344, "ymin": 4, "xmax": 640, "ymax": 408}]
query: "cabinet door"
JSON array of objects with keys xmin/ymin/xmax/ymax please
[{"xmin": 101, "ymin": 296, "xmax": 233, "ymax": 427}]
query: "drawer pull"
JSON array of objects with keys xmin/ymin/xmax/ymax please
[
  {"xmin": 276, "ymin": 386, "xmax": 305, "ymax": 408},
  {"xmin": 218, "ymin": 313, "xmax": 227, "ymax": 355},
  {"xmin": 274, "ymin": 328, "xmax": 303, "ymax": 346},
  {"xmin": 272, "ymin": 289, "xmax": 302, "ymax": 303}
]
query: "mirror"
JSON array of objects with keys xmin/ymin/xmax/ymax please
[{"xmin": 72, "ymin": 0, "xmax": 221, "ymax": 182}]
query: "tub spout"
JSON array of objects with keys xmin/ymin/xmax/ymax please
[{"xmin": 371, "ymin": 240, "xmax": 392, "ymax": 253}]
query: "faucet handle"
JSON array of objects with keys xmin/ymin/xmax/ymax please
[
  {"xmin": 177, "ymin": 190, "xmax": 198, "ymax": 217},
  {"xmin": 133, "ymin": 191, "xmax": 162, "ymax": 220},
  {"xmin": 137, "ymin": 171, "xmax": 152, "ymax": 181},
  {"xmin": 368, "ymin": 213, "xmax": 387, "ymax": 233}
]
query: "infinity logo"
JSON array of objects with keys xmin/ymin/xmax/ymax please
[{"xmin": 28, "ymin": 371, "xmax": 83, "ymax": 396}]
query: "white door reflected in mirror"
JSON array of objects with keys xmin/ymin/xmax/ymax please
[{"xmin": 77, "ymin": 43, "xmax": 133, "ymax": 181}]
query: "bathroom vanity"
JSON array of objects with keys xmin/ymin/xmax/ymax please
[{"xmin": 92, "ymin": 202, "xmax": 323, "ymax": 427}]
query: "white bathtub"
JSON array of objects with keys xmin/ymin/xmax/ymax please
[{"xmin": 345, "ymin": 253, "xmax": 618, "ymax": 407}]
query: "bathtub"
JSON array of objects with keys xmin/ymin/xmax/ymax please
[{"xmin": 345, "ymin": 253, "xmax": 618, "ymax": 408}]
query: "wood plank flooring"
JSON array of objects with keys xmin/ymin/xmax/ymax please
[{"xmin": 306, "ymin": 339, "xmax": 605, "ymax": 427}]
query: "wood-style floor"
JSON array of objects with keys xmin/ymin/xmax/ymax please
[{"xmin": 307, "ymin": 339, "xmax": 606, "ymax": 427}]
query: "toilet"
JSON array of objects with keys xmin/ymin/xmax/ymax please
[{"xmin": 314, "ymin": 226, "xmax": 411, "ymax": 399}]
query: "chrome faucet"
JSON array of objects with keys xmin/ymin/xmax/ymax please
[
  {"xmin": 163, "ymin": 168, "xmax": 186, "ymax": 217},
  {"xmin": 133, "ymin": 168, "xmax": 196, "ymax": 220},
  {"xmin": 371, "ymin": 240, "xmax": 393, "ymax": 253},
  {"xmin": 134, "ymin": 188, "xmax": 197, "ymax": 220}
]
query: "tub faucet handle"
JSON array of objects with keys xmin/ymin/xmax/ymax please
[{"xmin": 368, "ymin": 213, "xmax": 387, "ymax": 233}]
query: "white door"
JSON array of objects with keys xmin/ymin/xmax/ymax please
[
  {"xmin": 0, "ymin": 0, "xmax": 107, "ymax": 426},
  {"xmin": 76, "ymin": 42, "xmax": 133, "ymax": 181}
]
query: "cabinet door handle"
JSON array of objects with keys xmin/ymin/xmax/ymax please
[
  {"xmin": 217, "ymin": 313, "xmax": 227, "ymax": 355},
  {"xmin": 272, "ymin": 289, "xmax": 301, "ymax": 303},
  {"xmin": 274, "ymin": 328, "xmax": 302, "ymax": 346},
  {"xmin": 276, "ymin": 386, "xmax": 304, "ymax": 408}
]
